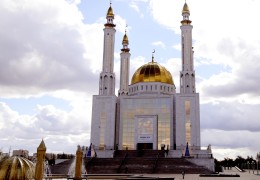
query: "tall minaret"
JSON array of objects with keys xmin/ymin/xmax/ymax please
[
  {"xmin": 99, "ymin": 3, "xmax": 116, "ymax": 95},
  {"xmin": 118, "ymin": 30, "xmax": 130, "ymax": 96},
  {"xmin": 35, "ymin": 139, "xmax": 46, "ymax": 180},
  {"xmin": 180, "ymin": 2, "xmax": 196, "ymax": 94}
]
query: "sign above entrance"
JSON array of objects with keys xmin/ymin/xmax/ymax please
[{"xmin": 138, "ymin": 135, "xmax": 153, "ymax": 141}]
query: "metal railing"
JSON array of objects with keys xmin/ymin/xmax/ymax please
[
  {"xmin": 152, "ymin": 153, "xmax": 160, "ymax": 173},
  {"xmin": 117, "ymin": 152, "xmax": 128, "ymax": 173}
]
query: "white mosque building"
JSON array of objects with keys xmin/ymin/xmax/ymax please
[{"xmin": 90, "ymin": 3, "xmax": 212, "ymax": 169}]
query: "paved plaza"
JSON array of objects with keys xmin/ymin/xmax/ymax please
[
  {"xmin": 84, "ymin": 169, "xmax": 260, "ymax": 180},
  {"xmin": 144, "ymin": 169, "xmax": 260, "ymax": 180}
]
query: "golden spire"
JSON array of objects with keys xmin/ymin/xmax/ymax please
[
  {"xmin": 106, "ymin": 1, "xmax": 114, "ymax": 17},
  {"xmin": 182, "ymin": 1, "xmax": 190, "ymax": 15},
  {"xmin": 38, "ymin": 139, "xmax": 46, "ymax": 150},
  {"xmin": 35, "ymin": 139, "xmax": 47, "ymax": 180},
  {"xmin": 122, "ymin": 27, "xmax": 129, "ymax": 44},
  {"xmin": 152, "ymin": 49, "xmax": 155, "ymax": 63},
  {"xmin": 181, "ymin": 0, "xmax": 191, "ymax": 25},
  {"xmin": 75, "ymin": 145, "xmax": 83, "ymax": 179}
]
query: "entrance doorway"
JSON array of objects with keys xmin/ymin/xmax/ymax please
[{"xmin": 137, "ymin": 143, "xmax": 153, "ymax": 150}]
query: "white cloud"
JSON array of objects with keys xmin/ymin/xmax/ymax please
[
  {"xmin": 129, "ymin": 0, "xmax": 148, "ymax": 17},
  {"xmin": 0, "ymin": 0, "xmax": 106, "ymax": 97},
  {"xmin": 212, "ymin": 147, "xmax": 257, "ymax": 161},
  {"xmin": 129, "ymin": 3, "xmax": 140, "ymax": 13},
  {"xmin": 172, "ymin": 43, "xmax": 181, "ymax": 51},
  {"xmin": 202, "ymin": 129, "xmax": 260, "ymax": 160},
  {"xmin": 0, "ymin": 0, "xmax": 132, "ymax": 98},
  {"xmin": 0, "ymin": 97, "xmax": 91, "ymax": 154},
  {"xmin": 161, "ymin": 58, "xmax": 181, "ymax": 92},
  {"xmin": 152, "ymin": 41, "xmax": 166, "ymax": 49},
  {"xmin": 0, "ymin": 0, "xmax": 96, "ymax": 154},
  {"xmin": 202, "ymin": 101, "xmax": 260, "ymax": 131},
  {"xmin": 114, "ymin": 15, "xmax": 128, "ymax": 34},
  {"xmin": 129, "ymin": 56, "xmax": 146, "ymax": 78}
]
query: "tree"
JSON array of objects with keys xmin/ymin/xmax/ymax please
[
  {"xmin": 234, "ymin": 156, "xmax": 245, "ymax": 169},
  {"xmin": 244, "ymin": 156, "xmax": 257, "ymax": 169}
]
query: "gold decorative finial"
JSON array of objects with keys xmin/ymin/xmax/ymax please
[
  {"xmin": 152, "ymin": 49, "xmax": 155, "ymax": 63},
  {"xmin": 107, "ymin": 0, "xmax": 114, "ymax": 17},
  {"xmin": 182, "ymin": 1, "xmax": 190, "ymax": 15},
  {"xmin": 122, "ymin": 24, "xmax": 129, "ymax": 45}
]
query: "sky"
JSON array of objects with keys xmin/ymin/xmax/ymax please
[{"xmin": 0, "ymin": 0, "xmax": 260, "ymax": 160}]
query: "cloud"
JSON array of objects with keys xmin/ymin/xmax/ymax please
[
  {"xmin": 129, "ymin": 3, "xmax": 140, "ymax": 13},
  {"xmin": 0, "ymin": 0, "xmax": 97, "ymax": 154},
  {"xmin": 0, "ymin": 95, "xmax": 91, "ymax": 154},
  {"xmin": 114, "ymin": 15, "xmax": 128, "ymax": 34},
  {"xmin": 201, "ymin": 101, "xmax": 260, "ymax": 132},
  {"xmin": 129, "ymin": 56, "xmax": 146, "ymax": 79},
  {"xmin": 172, "ymin": 44, "xmax": 181, "ymax": 51},
  {"xmin": 129, "ymin": 0, "xmax": 149, "ymax": 17},
  {"xmin": 198, "ymin": 44, "xmax": 260, "ymax": 100},
  {"xmin": 212, "ymin": 147, "xmax": 257, "ymax": 161},
  {"xmin": 202, "ymin": 129, "xmax": 260, "ymax": 160},
  {"xmin": 0, "ymin": 0, "xmax": 106, "ymax": 97},
  {"xmin": 161, "ymin": 58, "xmax": 181, "ymax": 92},
  {"xmin": 152, "ymin": 41, "xmax": 166, "ymax": 49}
]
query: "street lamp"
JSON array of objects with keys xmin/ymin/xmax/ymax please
[
  {"xmin": 252, "ymin": 161, "xmax": 255, "ymax": 174},
  {"xmin": 247, "ymin": 161, "xmax": 250, "ymax": 173},
  {"xmin": 257, "ymin": 152, "xmax": 260, "ymax": 175}
]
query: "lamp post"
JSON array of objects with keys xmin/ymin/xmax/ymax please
[
  {"xmin": 257, "ymin": 152, "xmax": 260, "ymax": 175},
  {"xmin": 252, "ymin": 161, "xmax": 255, "ymax": 174},
  {"xmin": 247, "ymin": 161, "xmax": 250, "ymax": 173}
]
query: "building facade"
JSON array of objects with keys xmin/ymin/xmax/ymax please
[{"xmin": 91, "ymin": 2, "xmax": 201, "ymax": 153}]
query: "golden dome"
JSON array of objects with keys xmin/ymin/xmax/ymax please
[
  {"xmin": 0, "ymin": 156, "xmax": 35, "ymax": 179},
  {"xmin": 131, "ymin": 61, "xmax": 174, "ymax": 85},
  {"xmin": 122, "ymin": 33, "xmax": 129, "ymax": 44},
  {"xmin": 182, "ymin": 2, "xmax": 190, "ymax": 14},
  {"xmin": 107, "ymin": 6, "xmax": 114, "ymax": 17}
]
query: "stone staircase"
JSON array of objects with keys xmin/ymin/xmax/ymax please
[
  {"xmin": 49, "ymin": 158, "xmax": 75, "ymax": 175},
  {"xmin": 85, "ymin": 150, "xmax": 213, "ymax": 174},
  {"xmin": 154, "ymin": 158, "xmax": 211, "ymax": 174},
  {"xmin": 115, "ymin": 150, "xmax": 164, "ymax": 158},
  {"xmin": 86, "ymin": 157, "xmax": 122, "ymax": 174}
]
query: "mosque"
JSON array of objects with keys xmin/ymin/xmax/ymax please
[
  {"xmin": 0, "ymin": 2, "xmax": 214, "ymax": 178},
  {"xmin": 91, "ymin": 2, "xmax": 202, "ymax": 153}
]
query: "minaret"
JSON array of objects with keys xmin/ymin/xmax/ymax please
[
  {"xmin": 90, "ymin": 2, "xmax": 117, "ymax": 152},
  {"xmin": 35, "ymin": 139, "xmax": 46, "ymax": 180},
  {"xmin": 74, "ymin": 145, "xmax": 83, "ymax": 180},
  {"xmin": 118, "ymin": 30, "xmax": 130, "ymax": 96},
  {"xmin": 180, "ymin": 1, "xmax": 196, "ymax": 94},
  {"xmin": 99, "ymin": 3, "xmax": 116, "ymax": 95}
]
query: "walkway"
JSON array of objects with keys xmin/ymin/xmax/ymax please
[{"xmin": 145, "ymin": 168, "xmax": 260, "ymax": 180}]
